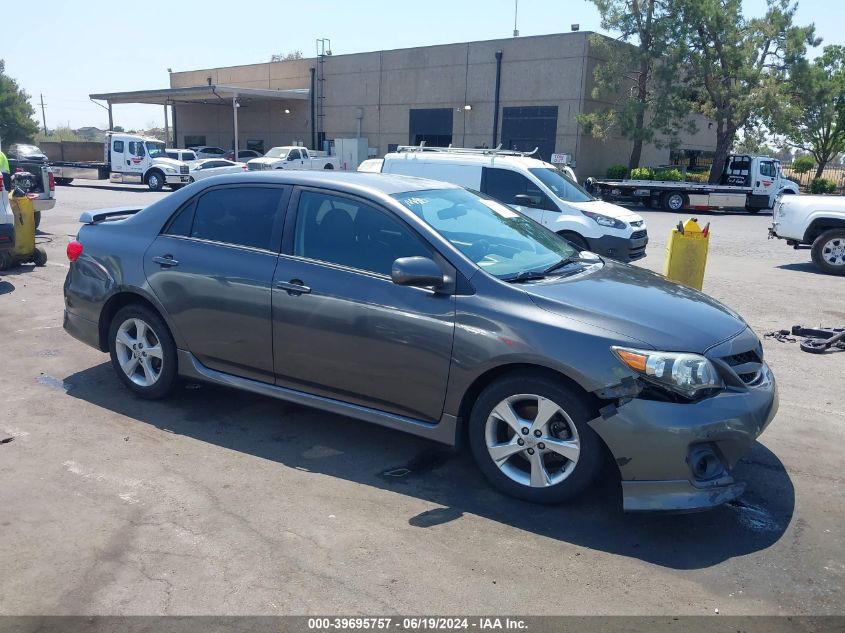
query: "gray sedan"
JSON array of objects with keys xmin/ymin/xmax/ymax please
[{"xmin": 62, "ymin": 171, "xmax": 777, "ymax": 511}]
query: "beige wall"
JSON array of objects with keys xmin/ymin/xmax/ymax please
[{"xmin": 170, "ymin": 31, "xmax": 715, "ymax": 176}]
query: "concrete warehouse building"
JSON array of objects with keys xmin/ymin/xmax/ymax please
[{"xmin": 92, "ymin": 32, "xmax": 715, "ymax": 177}]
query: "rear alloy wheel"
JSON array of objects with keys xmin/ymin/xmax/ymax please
[
  {"xmin": 108, "ymin": 305, "xmax": 178, "ymax": 399},
  {"xmin": 661, "ymin": 192, "xmax": 687, "ymax": 212},
  {"xmin": 469, "ymin": 374, "xmax": 603, "ymax": 503},
  {"xmin": 811, "ymin": 229, "xmax": 845, "ymax": 276}
]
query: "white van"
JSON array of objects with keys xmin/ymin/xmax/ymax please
[{"xmin": 380, "ymin": 147, "xmax": 648, "ymax": 262}]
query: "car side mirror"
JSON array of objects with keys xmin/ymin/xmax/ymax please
[
  {"xmin": 287, "ymin": 156, "xmax": 296, "ymax": 161},
  {"xmin": 391, "ymin": 257, "xmax": 444, "ymax": 289},
  {"xmin": 513, "ymin": 194, "xmax": 537, "ymax": 208}
]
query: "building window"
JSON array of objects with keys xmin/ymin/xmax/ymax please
[
  {"xmin": 669, "ymin": 149, "xmax": 715, "ymax": 169},
  {"xmin": 501, "ymin": 106, "xmax": 558, "ymax": 162},
  {"xmin": 184, "ymin": 135, "xmax": 207, "ymax": 148},
  {"xmin": 409, "ymin": 108, "xmax": 453, "ymax": 147}
]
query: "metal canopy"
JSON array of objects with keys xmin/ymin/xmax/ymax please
[
  {"xmin": 90, "ymin": 85, "xmax": 310, "ymax": 157},
  {"xmin": 89, "ymin": 85, "xmax": 310, "ymax": 105}
]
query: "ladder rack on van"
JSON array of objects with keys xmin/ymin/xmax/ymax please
[{"xmin": 395, "ymin": 143, "xmax": 539, "ymax": 158}]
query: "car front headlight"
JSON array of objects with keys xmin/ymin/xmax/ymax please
[
  {"xmin": 611, "ymin": 346, "xmax": 724, "ymax": 398},
  {"xmin": 164, "ymin": 167, "xmax": 176, "ymax": 174},
  {"xmin": 582, "ymin": 210, "xmax": 626, "ymax": 229}
]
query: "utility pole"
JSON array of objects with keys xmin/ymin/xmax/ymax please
[
  {"xmin": 39, "ymin": 94, "xmax": 48, "ymax": 134},
  {"xmin": 513, "ymin": 0, "xmax": 519, "ymax": 37}
]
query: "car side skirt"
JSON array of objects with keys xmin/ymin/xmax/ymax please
[{"xmin": 177, "ymin": 350, "xmax": 459, "ymax": 445}]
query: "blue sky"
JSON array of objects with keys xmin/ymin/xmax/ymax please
[{"xmin": 3, "ymin": 0, "xmax": 840, "ymax": 131}]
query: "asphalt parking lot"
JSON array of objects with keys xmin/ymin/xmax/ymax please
[{"xmin": 1, "ymin": 180, "xmax": 843, "ymax": 616}]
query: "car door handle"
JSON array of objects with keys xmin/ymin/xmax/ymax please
[
  {"xmin": 275, "ymin": 280, "xmax": 311, "ymax": 295},
  {"xmin": 152, "ymin": 255, "xmax": 179, "ymax": 267}
]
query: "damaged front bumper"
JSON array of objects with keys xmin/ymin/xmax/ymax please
[{"xmin": 589, "ymin": 364, "xmax": 778, "ymax": 512}]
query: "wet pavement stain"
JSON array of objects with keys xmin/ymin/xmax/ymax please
[{"xmin": 36, "ymin": 374, "xmax": 68, "ymax": 391}]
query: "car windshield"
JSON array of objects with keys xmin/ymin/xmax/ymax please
[
  {"xmin": 393, "ymin": 188, "xmax": 577, "ymax": 279},
  {"xmin": 145, "ymin": 142, "xmax": 167, "ymax": 159},
  {"xmin": 18, "ymin": 145, "xmax": 41, "ymax": 154},
  {"xmin": 529, "ymin": 168, "xmax": 595, "ymax": 202},
  {"xmin": 265, "ymin": 147, "xmax": 286, "ymax": 158}
]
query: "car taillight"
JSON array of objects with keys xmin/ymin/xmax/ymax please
[
  {"xmin": 67, "ymin": 240, "xmax": 83, "ymax": 262},
  {"xmin": 48, "ymin": 172, "xmax": 55, "ymax": 191},
  {"xmin": 242, "ymin": 165, "xmax": 248, "ymax": 171}
]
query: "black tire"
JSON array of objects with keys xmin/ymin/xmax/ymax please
[
  {"xmin": 32, "ymin": 247, "xmax": 47, "ymax": 266},
  {"xmin": 468, "ymin": 372, "xmax": 603, "ymax": 504},
  {"xmin": 188, "ymin": 176, "xmax": 195, "ymax": 184},
  {"xmin": 661, "ymin": 191, "xmax": 687, "ymax": 212},
  {"xmin": 108, "ymin": 304, "xmax": 178, "ymax": 399},
  {"xmin": 34, "ymin": 211, "xmax": 41, "ymax": 229},
  {"xmin": 811, "ymin": 229, "xmax": 845, "ymax": 276},
  {"xmin": 56, "ymin": 177, "xmax": 73, "ymax": 185},
  {"xmin": 146, "ymin": 171, "xmax": 165, "ymax": 191},
  {"xmin": 324, "ymin": 163, "xmax": 335, "ymax": 170},
  {"xmin": 558, "ymin": 231, "xmax": 589, "ymax": 251}
]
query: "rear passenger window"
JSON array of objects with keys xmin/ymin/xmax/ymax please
[
  {"xmin": 190, "ymin": 187, "xmax": 284, "ymax": 250},
  {"xmin": 163, "ymin": 200, "xmax": 196, "ymax": 237},
  {"xmin": 293, "ymin": 191, "xmax": 431, "ymax": 275}
]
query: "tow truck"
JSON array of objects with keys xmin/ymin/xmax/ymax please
[
  {"xmin": 50, "ymin": 132, "xmax": 190, "ymax": 191},
  {"xmin": 586, "ymin": 155, "xmax": 799, "ymax": 213}
]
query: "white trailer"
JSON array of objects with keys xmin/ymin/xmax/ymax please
[{"xmin": 587, "ymin": 155, "xmax": 799, "ymax": 213}]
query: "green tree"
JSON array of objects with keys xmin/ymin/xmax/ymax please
[
  {"xmin": 577, "ymin": 0, "xmax": 692, "ymax": 170},
  {"xmin": 0, "ymin": 60, "xmax": 39, "ymax": 145},
  {"xmin": 679, "ymin": 0, "xmax": 817, "ymax": 183},
  {"xmin": 775, "ymin": 45, "xmax": 845, "ymax": 179}
]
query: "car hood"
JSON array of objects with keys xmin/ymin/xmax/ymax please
[
  {"xmin": 566, "ymin": 199, "xmax": 644, "ymax": 223},
  {"xmin": 249, "ymin": 157, "xmax": 281, "ymax": 165},
  {"xmin": 524, "ymin": 260, "xmax": 746, "ymax": 353}
]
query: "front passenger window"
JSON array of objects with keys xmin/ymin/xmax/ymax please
[
  {"xmin": 482, "ymin": 168, "xmax": 552, "ymax": 210},
  {"xmin": 293, "ymin": 191, "xmax": 432, "ymax": 276}
]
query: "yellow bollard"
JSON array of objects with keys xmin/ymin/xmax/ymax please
[{"xmin": 663, "ymin": 218, "xmax": 709, "ymax": 290}]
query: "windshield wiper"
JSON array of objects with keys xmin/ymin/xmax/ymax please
[
  {"xmin": 502, "ymin": 270, "xmax": 548, "ymax": 283},
  {"xmin": 542, "ymin": 254, "xmax": 598, "ymax": 274}
]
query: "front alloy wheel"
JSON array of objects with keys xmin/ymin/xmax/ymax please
[
  {"xmin": 469, "ymin": 373, "xmax": 603, "ymax": 503},
  {"xmin": 485, "ymin": 394, "xmax": 581, "ymax": 488}
]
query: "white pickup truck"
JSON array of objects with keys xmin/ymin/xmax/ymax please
[
  {"xmin": 247, "ymin": 146, "xmax": 339, "ymax": 171},
  {"xmin": 769, "ymin": 194, "xmax": 845, "ymax": 275}
]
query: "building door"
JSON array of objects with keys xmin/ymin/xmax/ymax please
[
  {"xmin": 501, "ymin": 106, "xmax": 558, "ymax": 161},
  {"xmin": 409, "ymin": 108, "xmax": 453, "ymax": 147}
]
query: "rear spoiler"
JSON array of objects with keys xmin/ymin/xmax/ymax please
[{"xmin": 80, "ymin": 206, "xmax": 143, "ymax": 224}]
